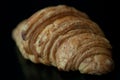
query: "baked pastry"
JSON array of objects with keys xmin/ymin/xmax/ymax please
[{"xmin": 12, "ymin": 5, "xmax": 114, "ymax": 75}]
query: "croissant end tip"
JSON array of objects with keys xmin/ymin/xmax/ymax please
[{"xmin": 79, "ymin": 55, "xmax": 114, "ymax": 75}]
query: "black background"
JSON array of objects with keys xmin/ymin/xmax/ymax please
[{"xmin": 0, "ymin": 0, "xmax": 119, "ymax": 80}]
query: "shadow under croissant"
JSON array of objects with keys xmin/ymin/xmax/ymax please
[{"xmin": 15, "ymin": 46, "xmax": 114, "ymax": 80}]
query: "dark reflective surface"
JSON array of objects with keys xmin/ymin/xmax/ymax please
[{"xmin": 1, "ymin": 0, "xmax": 119, "ymax": 80}]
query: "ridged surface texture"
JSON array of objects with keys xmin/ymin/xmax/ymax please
[{"xmin": 12, "ymin": 5, "xmax": 114, "ymax": 75}]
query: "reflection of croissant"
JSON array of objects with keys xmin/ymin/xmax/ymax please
[{"xmin": 12, "ymin": 5, "xmax": 113, "ymax": 75}]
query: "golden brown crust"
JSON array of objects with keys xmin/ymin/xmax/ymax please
[{"xmin": 12, "ymin": 5, "xmax": 114, "ymax": 75}]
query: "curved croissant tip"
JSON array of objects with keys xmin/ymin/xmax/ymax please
[{"xmin": 79, "ymin": 55, "xmax": 114, "ymax": 75}]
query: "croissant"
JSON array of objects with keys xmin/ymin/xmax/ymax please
[{"xmin": 12, "ymin": 5, "xmax": 114, "ymax": 75}]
